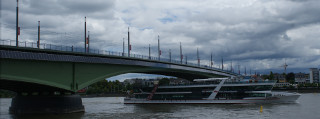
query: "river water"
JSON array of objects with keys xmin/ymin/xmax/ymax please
[{"xmin": 1, "ymin": 93, "xmax": 320, "ymax": 119}]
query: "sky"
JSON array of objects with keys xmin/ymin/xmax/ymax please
[{"xmin": 1, "ymin": 0, "xmax": 320, "ymax": 81}]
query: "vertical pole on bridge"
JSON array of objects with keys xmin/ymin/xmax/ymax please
[
  {"xmin": 37, "ymin": 21, "xmax": 40, "ymax": 49},
  {"xmin": 186, "ymin": 55, "xmax": 188, "ymax": 64},
  {"xmin": 84, "ymin": 17, "xmax": 87, "ymax": 53},
  {"xmin": 128, "ymin": 27, "xmax": 130, "ymax": 57},
  {"xmin": 231, "ymin": 61, "xmax": 233, "ymax": 72},
  {"xmin": 87, "ymin": 31, "xmax": 90, "ymax": 53},
  {"xmin": 149, "ymin": 44, "xmax": 151, "ymax": 59},
  {"xmin": 221, "ymin": 57, "xmax": 224, "ymax": 70},
  {"xmin": 16, "ymin": 0, "xmax": 19, "ymax": 47},
  {"xmin": 158, "ymin": 35, "xmax": 160, "ymax": 61},
  {"xmin": 211, "ymin": 52, "xmax": 213, "ymax": 68},
  {"xmin": 169, "ymin": 49, "xmax": 171, "ymax": 62},
  {"xmin": 123, "ymin": 38, "xmax": 125, "ymax": 56},
  {"xmin": 197, "ymin": 48, "xmax": 200, "ymax": 66},
  {"xmin": 180, "ymin": 42, "xmax": 182, "ymax": 64},
  {"xmin": 245, "ymin": 66, "xmax": 247, "ymax": 76}
]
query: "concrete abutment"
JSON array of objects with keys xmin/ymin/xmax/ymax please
[{"xmin": 9, "ymin": 94, "xmax": 84, "ymax": 114}]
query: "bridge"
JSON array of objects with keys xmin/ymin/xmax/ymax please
[
  {"xmin": 0, "ymin": 40, "xmax": 238, "ymax": 114},
  {"xmin": 1, "ymin": 0, "xmax": 238, "ymax": 114}
]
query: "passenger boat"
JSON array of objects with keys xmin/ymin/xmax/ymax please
[{"xmin": 124, "ymin": 78, "xmax": 300, "ymax": 104}]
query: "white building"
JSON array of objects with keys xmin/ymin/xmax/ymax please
[{"xmin": 309, "ymin": 68, "xmax": 319, "ymax": 83}]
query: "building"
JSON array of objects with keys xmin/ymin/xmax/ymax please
[
  {"xmin": 305, "ymin": 74, "xmax": 310, "ymax": 83},
  {"xmin": 124, "ymin": 78, "xmax": 160, "ymax": 86},
  {"xmin": 295, "ymin": 72, "xmax": 307, "ymax": 84},
  {"xmin": 274, "ymin": 73, "xmax": 286, "ymax": 83},
  {"xmin": 309, "ymin": 68, "xmax": 319, "ymax": 83},
  {"xmin": 168, "ymin": 78, "xmax": 190, "ymax": 85}
]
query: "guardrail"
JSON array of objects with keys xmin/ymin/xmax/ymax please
[{"xmin": 0, "ymin": 39, "xmax": 238, "ymax": 76}]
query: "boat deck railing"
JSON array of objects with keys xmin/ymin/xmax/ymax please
[{"xmin": 155, "ymin": 80, "xmax": 277, "ymax": 87}]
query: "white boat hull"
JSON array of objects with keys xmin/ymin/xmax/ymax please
[{"xmin": 124, "ymin": 92, "xmax": 300, "ymax": 104}]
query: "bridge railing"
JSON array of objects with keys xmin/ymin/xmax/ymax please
[{"xmin": 0, "ymin": 39, "xmax": 238, "ymax": 76}]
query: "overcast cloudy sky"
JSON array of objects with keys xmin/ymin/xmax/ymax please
[{"xmin": 1, "ymin": 0, "xmax": 320, "ymax": 76}]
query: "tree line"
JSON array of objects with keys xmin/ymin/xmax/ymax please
[
  {"xmin": 85, "ymin": 80, "xmax": 133, "ymax": 94},
  {"xmin": 262, "ymin": 71, "xmax": 296, "ymax": 84}
]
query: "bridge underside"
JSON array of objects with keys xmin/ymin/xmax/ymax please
[
  {"xmin": 1, "ymin": 58, "xmax": 222, "ymax": 93},
  {"xmin": 0, "ymin": 79, "xmax": 70, "ymax": 93}
]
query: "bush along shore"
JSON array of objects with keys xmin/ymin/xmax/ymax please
[
  {"xmin": 0, "ymin": 90, "xmax": 16, "ymax": 98},
  {"xmin": 77, "ymin": 79, "xmax": 134, "ymax": 98}
]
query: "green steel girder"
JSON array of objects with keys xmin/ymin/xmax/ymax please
[
  {"xmin": 0, "ymin": 59, "xmax": 143, "ymax": 92},
  {"xmin": 0, "ymin": 58, "xmax": 222, "ymax": 92}
]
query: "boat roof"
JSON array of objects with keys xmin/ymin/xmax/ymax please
[{"xmin": 193, "ymin": 77, "xmax": 229, "ymax": 82}]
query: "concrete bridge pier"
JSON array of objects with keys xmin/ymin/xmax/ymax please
[{"xmin": 9, "ymin": 94, "xmax": 84, "ymax": 114}]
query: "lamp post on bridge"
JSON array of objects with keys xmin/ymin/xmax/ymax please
[
  {"xmin": 84, "ymin": 17, "xmax": 87, "ymax": 53},
  {"xmin": 16, "ymin": 0, "xmax": 19, "ymax": 47},
  {"xmin": 231, "ymin": 61, "xmax": 233, "ymax": 72},
  {"xmin": 221, "ymin": 57, "xmax": 224, "ymax": 70},
  {"xmin": 211, "ymin": 52, "xmax": 213, "ymax": 68},
  {"xmin": 37, "ymin": 21, "xmax": 40, "ymax": 49},
  {"xmin": 197, "ymin": 48, "xmax": 200, "ymax": 66},
  {"xmin": 169, "ymin": 49, "xmax": 171, "ymax": 62},
  {"xmin": 149, "ymin": 44, "xmax": 151, "ymax": 59},
  {"xmin": 123, "ymin": 38, "xmax": 125, "ymax": 56},
  {"xmin": 180, "ymin": 42, "xmax": 183, "ymax": 64},
  {"xmin": 83, "ymin": 17, "xmax": 90, "ymax": 53},
  {"xmin": 186, "ymin": 55, "xmax": 188, "ymax": 64},
  {"xmin": 87, "ymin": 31, "xmax": 90, "ymax": 53},
  {"xmin": 158, "ymin": 35, "xmax": 161, "ymax": 61},
  {"xmin": 245, "ymin": 66, "xmax": 247, "ymax": 75},
  {"xmin": 128, "ymin": 27, "xmax": 131, "ymax": 57}
]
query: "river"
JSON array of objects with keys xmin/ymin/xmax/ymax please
[{"xmin": 1, "ymin": 93, "xmax": 320, "ymax": 119}]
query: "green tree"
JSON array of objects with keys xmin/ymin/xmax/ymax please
[
  {"xmin": 262, "ymin": 75, "xmax": 269, "ymax": 80},
  {"xmin": 286, "ymin": 72, "xmax": 295, "ymax": 84},
  {"xmin": 159, "ymin": 78, "xmax": 170, "ymax": 86},
  {"xmin": 86, "ymin": 79, "xmax": 127, "ymax": 94},
  {"xmin": 0, "ymin": 90, "xmax": 16, "ymax": 98},
  {"xmin": 126, "ymin": 83, "xmax": 133, "ymax": 90},
  {"xmin": 269, "ymin": 71, "xmax": 274, "ymax": 80}
]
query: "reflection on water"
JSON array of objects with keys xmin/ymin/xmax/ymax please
[{"xmin": 1, "ymin": 93, "xmax": 320, "ymax": 119}]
